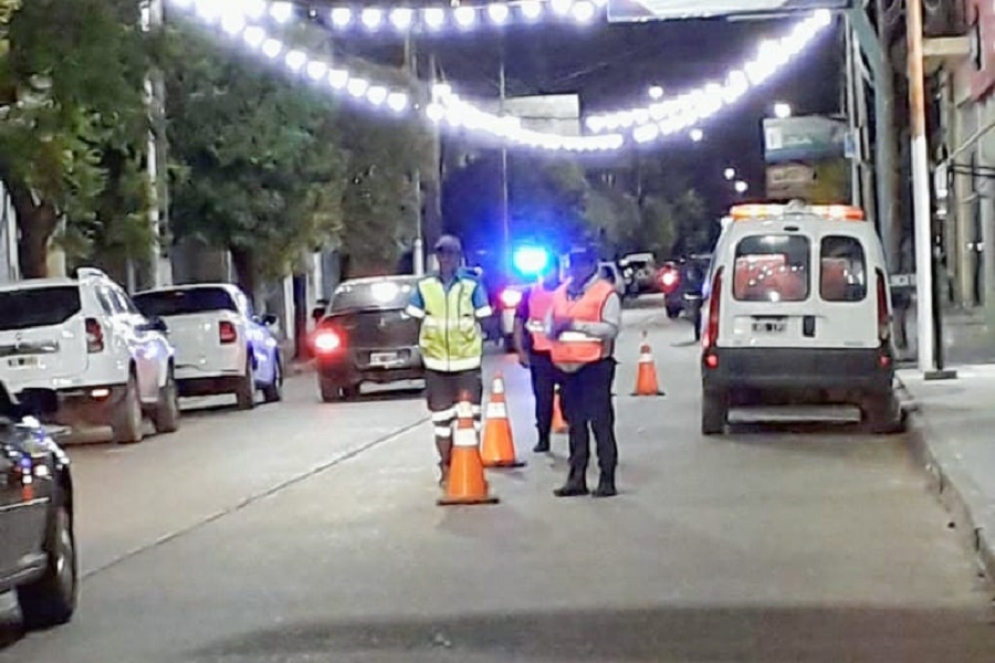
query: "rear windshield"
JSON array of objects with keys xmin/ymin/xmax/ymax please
[
  {"xmin": 0, "ymin": 286, "xmax": 81, "ymax": 330},
  {"xmin": 733, "ymin": 235, "xmax": 810, "ymax": 302},
  {"xmin": 134, "ymin": 288, "xmax": 237, "ymax": 317},
  {"xmin": 820, "ymin": 235, "xmax": 867, "ymax": 302},
  {"xmin": 330, "ymin": 280, "xmax": 418, "ymax": 313}
]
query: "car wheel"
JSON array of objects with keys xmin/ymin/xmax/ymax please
[
  {"xmin": 502, "ymin": 334, "xmax": 516, "ymax": 354},
  {"xmin": 319, "ymin": 377, "xmax": 341, "ymax": 403},
  {"xmin": 666, "ymin": 305, "xmax": 682, "ymax": 319},
  {"xmin": 263, "ymin": 355, "xmax": 284, "ymax": 404},
  {"xmin": 111, "ymin": 375, "xmax": 144, "ymax": 444},
  {"xmin": 235, "ymin": 356, "xmax": 255, "ymax": 411},
  {"xmin": 701, "ymin": 390, "xmax": 727, "ymax": 436},
  {"xmin": 341, "ymin": 384, "xmax": 361, "ymax": 401},
  {"xmin": 152, "ymin": 368, "xmax": 180, "ymax": 434},
  {"xmin": 862, "ymin": 393, "xmax": 902, "ymax": 434},
  {"xmin": 17, "ymin": 503, "xmax": 77, "ymax": 630}
]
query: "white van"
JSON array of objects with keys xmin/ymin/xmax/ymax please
[{"xmin": 699, "ymin": 202, "xmax": 900, "ymax": 435}]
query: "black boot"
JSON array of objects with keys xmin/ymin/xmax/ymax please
[
  {"xmin": 554, "ymin": 468, "xmax": 589, "ymax": 497},
  {"xmin": 533, "ymin": 435, "xmax": 551, "ymax": 453},
  {"xmin": 592, "ymin": 470, "xmax": 617, "ymax": 498}
]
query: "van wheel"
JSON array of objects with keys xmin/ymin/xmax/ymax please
[
  {"xmin": 862, "ymin": 394, "xmax": 902, "ymax": 434},
  {"xmin": 111, "ymin": 376, "xmax": 144, "ymax": 444},
  {"xmin": 701, "ymin": 390, "xmax": 727, "ymax": 436},
  {"xmin": 235, "ymin": 357, "xmax": 255, "ymax": 411},
  {"xmin": 17, "ymin": 504, "xmax": 77, "ymax": 629},
  {"xmin": 262, "ymin": 356, "xmax": 283, "ymax": 404},
  {"xmin": 151, "ymin": 369, "xmax": 180, "ymax": 434}
]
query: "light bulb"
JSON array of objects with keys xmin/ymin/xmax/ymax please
[{"xmin": 330, "ymin": 7, "xmax": 352, "ymax": 26}]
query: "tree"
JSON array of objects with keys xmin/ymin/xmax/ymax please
[
  {"xmin": 0, "ymin": 0, "xmax": 149, "ymax": 277},
  {"xmin": 164, "ymin": 24, "xmax": 348, "ymax": 300}
]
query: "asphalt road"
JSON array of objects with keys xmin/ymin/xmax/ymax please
[{"xmin": 2, "ymin": 298, "xmax": 994, "ymax": 662}]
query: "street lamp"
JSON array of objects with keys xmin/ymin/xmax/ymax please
[
  {"xmin": 773, "ymin": 102, "xmax": 792, "ymax": 119},
  {"xmin": 689, "ymin": 128, "xmax": 703, "ymax": 142},
  {"xmin": 724, "ymin": 167, "xmax": 736, "ymax": 180},
  {"xmin": 648, "ymin": 85, "xmax": 664, "ymax": 100},
  {"xmin": 734, "ymin": 180, "xmax": 748, "ymax": 194}
]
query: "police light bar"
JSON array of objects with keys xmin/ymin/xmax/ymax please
[{"xmin": 729, "ymin": 203, "xmax": 865, "ymax": 222}]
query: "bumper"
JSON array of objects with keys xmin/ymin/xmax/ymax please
[
  {"xmin": 702, "ymin": 347, "xmax": 894, "ymax": 398},
  {"xmin": 317, "ymin": 347, "xmax": 424, "ymax": 387},
  {"xmin": 46, "ymin": 383, "xmax": 128, "ymax": 427}
]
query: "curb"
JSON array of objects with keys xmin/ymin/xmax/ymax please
[{"xmin": 898, "ymin": 376, "xmax": 995, "ymax": 582}]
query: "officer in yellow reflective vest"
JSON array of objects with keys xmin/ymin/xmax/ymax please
[
  {"xmin": 405, "ymin": 235, "xmax": 493, "ymax": 487},
  {"xmin": 513, "ymin": 269, "xmax": 562, "ymax": 453}
]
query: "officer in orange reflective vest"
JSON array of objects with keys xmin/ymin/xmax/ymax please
[
  {"xmin": 513, "ymin": 269, "xmax": 562, "ymax": 453},
  {"xmin": 546, "ymin": 244, "xmax": 622, "ymax": 498}
]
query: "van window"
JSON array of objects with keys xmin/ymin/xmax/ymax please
[
  {"xmin": 820, "ymin": 236, "xmax": 867, "ymax": 302},
  {"xmin": 134, "ymin": 287, "xmax": 238, "ymax": 317},
  {"xmin": 733, "ymin": 235, "xmax": 810, "ymax": 302},
  {"xmin": 0, "ymin": 286, "xmax": 82, "ymax": 330}
]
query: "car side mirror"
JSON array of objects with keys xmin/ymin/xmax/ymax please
[
  {"xmin": 261, "ymin": 313, "xmax": 279, "ymax": 326},
  {"xmin": 15, "ymin": 388, "xmax": 59, "ymax": 418}
]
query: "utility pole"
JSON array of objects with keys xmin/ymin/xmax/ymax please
[
  {"xmin": 498, "ymin": 35, "xmax": 511, "ymax": 277},
  {"xmin": 843, "ymin": 16, "xmax": 861, "ymax": 208},
  {"xmin": 142, "ymin": 0, "xmax": 171, "ymax": 290},
  {"xmin": 907, "ymin": 0, "xmax": 953, "ymax": 379},
  {"xmin": 405, "ymin": 31, "xmax": 424, "ymax": 276}
]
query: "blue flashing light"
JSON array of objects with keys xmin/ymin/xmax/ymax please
[{"xmin": 513, "ymin": 246, "xmax": 551, "ymax": 277}]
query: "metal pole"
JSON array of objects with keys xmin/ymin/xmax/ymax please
[
  {"xmin": 498, "ymin": 36, "xmax": 510, "ymax": 277},
  {"xmin": 844, "ymin": 15, "xmax": 860, "ymax": 208},
  {"xmin": 405, "ymin": 31, "xmax": 424, "ymax": 276},
  {"xmin": 907, "ymin": 0, "xmax": 950, "ymax": 378},
  {"xmin": 143, "ymin": 0, "xmax": 170, "ymax": 289}
]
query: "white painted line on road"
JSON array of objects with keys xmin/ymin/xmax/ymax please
[{"xmin": 80, "ymin": 414, "xmax": 431, "ymax": 582}]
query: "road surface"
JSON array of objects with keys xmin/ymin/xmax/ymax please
[{"xmin": 2, "ymin": 299, "xmax": 993, "ymax": 662}]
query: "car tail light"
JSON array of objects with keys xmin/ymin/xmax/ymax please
[
  {"xmin": 85, "ymin": 318, "xmax": 104, "ymax": 353},
  {"xmin": 500, "ymin": 288, "xmax": 523, "ymax": 309},
  {"xmin": 702, "ymin": 268, "xmax": 723, "ymax": 367},
  {"xmin": 659, "ymin": 268, "xmax": 680, "ymax": 294},
  {"xmin": 876, "ymin": 269, "xmax": 892, "ymax": 367},
  {"xmin": 313, "ymin": 328, "xmax": 343, "ymax": 355},
  {"xmin": 219, "ymin": 320, "xmax": 237, "ymax": 344}
]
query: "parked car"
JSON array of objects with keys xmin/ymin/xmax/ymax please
[
  {"xmin": 133, "ymin": 284, "xmax": 284, "ymax": 409},
  {"xmin": 661, "ymin": 254, "xmax": 712, "ymax": 334},
  {"xmin": 0, "ymin": 384, "xmax": 77, "ymax": 630},
  {"xmin": 620, "ymin": 252, "xmax": 659, "ymax": 295},
  {"xmin": 0, "ymin": 268, "xmax": 178, "ymax": 444},
  {"xmin": 311, "ymin": 275, "xmax": 424, "ymax": 402}
]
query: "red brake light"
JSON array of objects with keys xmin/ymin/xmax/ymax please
[
  {"xmin": 500, "ymin": 289, "xmax": 523, "ymax": 309},
  {"xmin": 702, "ymin": 268, "xmax": 723, "ymax": 362},
  {"xmin": 85, "ymin": 318, "xmax": 104, "ymax": 353},
  {"xmin": 219, "ymin": 320, "xmax": 237, "ymax": 344},
  {"xmin": 659, "ymin": 268, "xmax": 679, "ymax": 294},
  {"xmin": 313, "ymin": 329, "xmax": 342, "ymax": 354}
]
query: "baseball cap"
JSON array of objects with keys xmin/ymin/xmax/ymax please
[{"xmin": 434, "ymin": 235, "xmax": 462, "ymax": 254}]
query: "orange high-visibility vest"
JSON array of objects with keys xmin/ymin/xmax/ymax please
[
  {"xmin": 525, "ymin": 285, "xmax": 555, "ymax": 352},
  {"xmin": 549, "ymin": 279, "xmax": 615, "ymax": 365}
]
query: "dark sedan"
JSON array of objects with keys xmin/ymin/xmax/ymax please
[
  {"xmin": 311, "ymin": 276, "xmax": 424, "ymax": 402},
  {"xmin": 0, "ymin": 384, "xmax": 77, "ymax": 630}
]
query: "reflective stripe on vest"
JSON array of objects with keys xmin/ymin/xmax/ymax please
[
  {"xmin": 417, "ymin": 276, "xmax": 483, "ymax": 372},
  {"xmin": 526, "ymin": 286, "xmax": 555, "ymax": 352},
  {"xmin": 549, "ymin": 279, "xmax": 615, "ymax": 365}
]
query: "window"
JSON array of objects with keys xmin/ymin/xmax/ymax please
[
  {"xmin": 331, "ymin": 279, "xmax": 419, "ymax": 313},
  {"xmin": 133, "ymin": 287, "xmax": 238, "ymax": 318},
  {"xmin": 820, "ymin": 236, "xmax": 867, "ymax": 302},
  {"xmin": 733, "ymin": 234, "xmax": 810, "ymax": 302},
  {"xmin": 0, "ymin": 287, "xmax": 82, "ymax": 330}
]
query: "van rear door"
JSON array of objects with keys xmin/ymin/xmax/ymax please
[{"xmin": 811, "ymin": 233, "xmax": 879, "ymax": 349}]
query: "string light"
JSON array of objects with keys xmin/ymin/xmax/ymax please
[{"xmin": 168, "ymin": 0, "xmax": 835, "ymax": 153}]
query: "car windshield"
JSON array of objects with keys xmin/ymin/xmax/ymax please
[
  {"xmin": 133, "ymin": 287, "xmax": 238, "ymax": 317},
  {"xmin": 329, "ymin": 279, "xmax": 419, "ymax": 314},
  {"xmin": 0, "ymin": 286, "xmax": 81, "ymax": 331}
]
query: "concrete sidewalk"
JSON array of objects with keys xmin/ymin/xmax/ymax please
[{"xmin": 900, "ymin": 364, "xmax": 995, "ymax": 579}]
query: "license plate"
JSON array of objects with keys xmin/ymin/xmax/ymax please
[
  {"xmin": 8, "ymin": 356, "xmax": 38, "ymax": 368},
  {"xmin": 752, "ymin": 320, "xmax": 787, "ymax": 334},
  {"xmin": 370, "ymin": 352, "xmax": 401, "ymax": 366}
]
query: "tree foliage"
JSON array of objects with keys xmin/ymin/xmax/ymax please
[{"xmin": 0, "ymin": 0, "xmax": 149, "ymax": 277}]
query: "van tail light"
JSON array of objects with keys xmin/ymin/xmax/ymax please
[
  {"xmin": 312, "ymin": 328, "xmax": 343, "ymax": 355},
  {"xmin": 85, "ymin": 318, "xmax": 104, "ymax": 353},
  {"xmin": 702, "ymin": 268, "xmax": 723, "ymax": 368},
  {"xmin": 219, "ymin": 320, "xmax": 237, "ymax": 344},
  {"xmin": 875, "ymin": 269, "xmax": 893, "ymax": 368}
]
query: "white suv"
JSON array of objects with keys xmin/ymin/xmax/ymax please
[{"xmin": 0, "ymin": 268, "xmax": 179, "ymax": 443}]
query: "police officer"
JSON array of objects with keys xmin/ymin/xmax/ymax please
[
  {"xmin": 547, "ymin": 244, "xmax": 621, "ymax": 498},
  {"xmin": 512, "ymin": 268, "xmax": 561, "ymax": 453},
  {"xmin": 406, "ymin": 235, "xmax": 493, "ymax": 487}
]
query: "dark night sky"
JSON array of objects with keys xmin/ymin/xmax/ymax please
[{"xmin": 328, "ymin": 8, "xmax": 844, "ymax": 214}]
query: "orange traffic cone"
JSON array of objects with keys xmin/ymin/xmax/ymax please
[
  {"xmin": 480, "ymin": 374, "xmax": 526, "ymax": 468},
  {"xmin": 438, "ymin": 393, "xmax": 500, "ymax": 506},
  {"xmin": 552, "ymin": 388, "xmax": 568, "ymax": 434},
  {"xmin": 632, "ymin": 331, "xmax": 665, "ymax": 396}
]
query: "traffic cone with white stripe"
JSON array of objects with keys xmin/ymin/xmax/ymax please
[
  {"xmin": 632, "ymin": 330, "xmax": 665, "ymax": 397},
  {"xmin": 480, "ymin": 373, "xmax": 526, "ymax": 468},
  {"xmin": 438, "ymin": 392, "xmax": 500, "ymax": 506}
]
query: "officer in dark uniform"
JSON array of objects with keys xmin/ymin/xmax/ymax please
[{"xmin": 513, "ymin": 268, "xmax": 562, "ymax": 453}]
